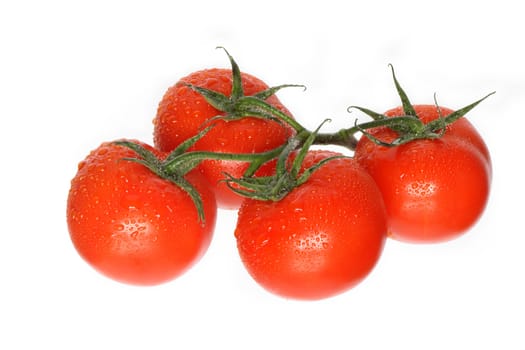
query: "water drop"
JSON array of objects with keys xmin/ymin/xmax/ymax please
[{"xmin": 97, "ymin": 148, "xmax": 108, "ymax": 156}]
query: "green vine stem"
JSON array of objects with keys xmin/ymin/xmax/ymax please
[
  {"xmin": 314, "ymin": 129, "xmax": 358, "ymax": 150},
  {"xmin": 163, "ymin": 145, "xmax": 286, "ymax": 178},
  {"xmin": 116, "ymin": 48, "xmax": 495, "ymax": 222}
]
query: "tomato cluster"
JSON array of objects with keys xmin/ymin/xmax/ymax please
[{"xmin": 66, "ymin": 48, "xmax": 492, "ymax": 300}]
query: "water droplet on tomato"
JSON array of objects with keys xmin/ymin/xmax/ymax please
[{"xmin": 97, "ymin": 148, "xmax": 108, "ymax": 156}]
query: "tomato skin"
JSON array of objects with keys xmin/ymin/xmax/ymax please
[
  {"xmin": 355, "ymin": 105, "xmax": 491, "ymax": 243},
  {"xmin": 66, "ymin": 140, "xmax": 217, "ymax": 285},
  {"xmin": 234, "ymin": 151, "xmax": 387, "ymax": 300},
  {"xmin": 153, "ymin": 68, "xmax": 295, "ymax": 209}
]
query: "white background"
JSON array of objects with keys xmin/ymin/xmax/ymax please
[{"xmin": 2, "ymin": 1, "xmax": 524, "ymax": 349}]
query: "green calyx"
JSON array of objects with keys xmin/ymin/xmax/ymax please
[
  {"xmin": 114, "ymin": 127, "xmax": 213, "ymax": 224},
  {"xmin": 184, "ymin": 46, "xmax": 305, "ymax": 133},
  {"xmin": 349, "ymin": 64, "xmax": 495, "ymax": 147},
  {"xmin": 224, "ymin": 119, "xmax": 348, "ymax": 201},
  {"xmin": 115, "ymin": 126, "xmax": 287, "ymax": 222}
]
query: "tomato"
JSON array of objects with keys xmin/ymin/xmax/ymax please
[
  {"xmin": 354, "ymin": 105, "xmax": 491, "ymax": 243},
  {"xmin": 66, "ymin": 140, "xmax": 217, "ymax": 285},
  {"xmin": 153, "ymin": 68, "xmax": 295, "ymax": 209},
  {"xmin": 234, "ymin": 150, "xmax": 387, "ymax": 300}
]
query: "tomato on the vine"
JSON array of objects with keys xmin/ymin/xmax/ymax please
[
  {"xmin": 153, "ymin": 68, "xmax": 295, "ymax": 209},
  {"xmin": 354, "ymin": 105, "xmax": 491, "ymax": 243},
  {"xmin": 234, "ymin": 150, "xmax": 387, "ymax": 300},
  {"xmin": 66, "ymin": 140, "xmax": 217, "ymax": 285}
]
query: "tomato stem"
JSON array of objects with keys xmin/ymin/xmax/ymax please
[
  {"xmin": 163, "ymin": 146, "xmax": 285, "ymax": 177},
  {"xmin": 314, "ymin": 129, "xmax": 358, "ymax": 150},
  {"xmin": 223, "ymin": 120, "xmax": 348, "ymax": 201},
  {"xmin": 116, "ymin": 52, "xmax": 495, "ymax": 217}
]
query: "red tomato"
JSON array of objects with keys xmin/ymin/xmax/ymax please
[
  {"xmin": 153, "ymin": 68, "xmax": 295, "ymax": 209},
  {"xmin": 355, "ymin": 105, "xmax": 491, "ymax": 243},
  {"xmin": 67, "ymin": 140, "xmax": 217, "ymax": 285},
  {"xmin": 234, "ymin": 150, "xmax": 387, "ymax": 300}
]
